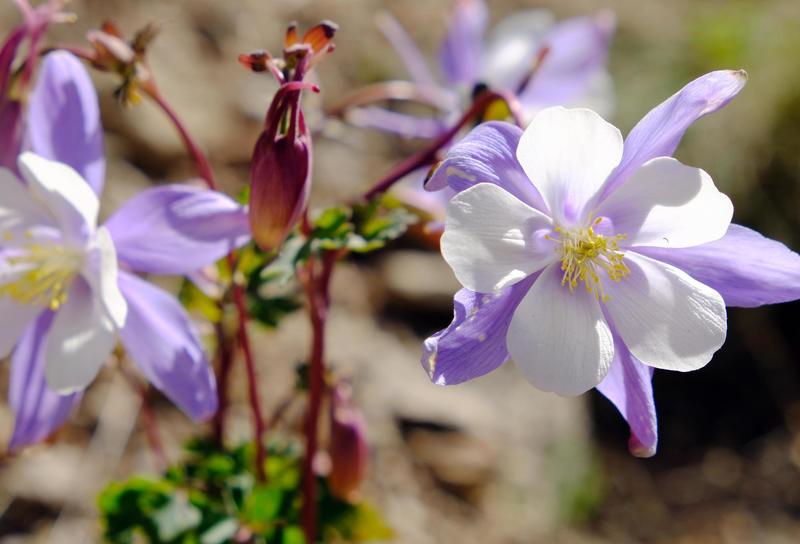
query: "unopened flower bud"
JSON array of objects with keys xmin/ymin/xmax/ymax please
[
  {"xmin": 0, "ymin": 100, "xmax": 23, "ymax": 170},
  {"xmin": 328, "ymin": 382, "xmax": 369, "ymax": 502},
  {"xmin": 243, "ymin": 22, "xmax": 334, "ymax": 251},
  {"xmin": 249, "ymin": 126, "xmax": 311, "ymax": 252}
]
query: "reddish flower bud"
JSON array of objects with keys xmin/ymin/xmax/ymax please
[
  {"xmin": 0, "ymin": 99, "xmax": 23, "ymax": 171},
  {"xmin": 243, "ymin": 22, "xmax": 334, "ymax": 251},
  {"xmin": 327, "ymin": 382, "xmax": 369, "ymax": 502},
  {"xmin": 249, "ymin": 125, "xmax": 311, "ymax": 252}
]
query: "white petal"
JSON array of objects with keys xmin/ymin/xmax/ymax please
[
  {"xmin": 0, "ymin": 167, "xmax": 52, "ymax": 233},
  {"xmin": 441, "ymin": 183, "xmax": 555, "ymax": 293},
  {"xmin": 604, "ymin": 252, "xmax": 727, "ymax": 371},
  {"xmin": 0, "ymin": 298, "xmax": 39, "ymax": 358},
  {"xmin": 517, "ymin": 106, "xmax": 622, "ymax": 223},
  {"xmin": 44, "ymin": 278, "xmax": 116, "ymax": 393},
  {"xmin": 596, "ymin": 157, "xmax": 733, "ymax": 248},
  {"xmin": 82, "ymin": 226, "xmax": 127, "ymax": 328},
  {"xmin": 507, "ymin": 263, "xmax": 614, "ymax": 395},
  {"xmin": 17, "ymin": 152, "xmax": 99, "ymax": 244}
]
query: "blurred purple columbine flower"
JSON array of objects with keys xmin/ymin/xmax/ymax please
[
  {"xmin": 356, "ymin": 0, "xmax": 614, "ymax": 233},
  {"xmin": 3, "ymin": 51, "xmax": 251, "ymax": 449},
  {"xmin": 351, "ymin": 0, "xmax": 614, "ymax": 139},
  {"xmin": 424, "ymin": 70, "xmax": 800, "ymax": 457}
]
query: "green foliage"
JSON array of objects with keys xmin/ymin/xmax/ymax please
[
  {"xmin": 240, "ymin": 241, "xmax": 303, "ymax": 330},
  {"xmin": 307, "ymin": 199, "xmax": 418, "ymax": 254},
  {"xmin": 238, "ymin": 196, "xmax": 416, "ymax": 330},
  {"xmin": 99, "ymin": 439, "xmax": 392, "ymax": 543}
]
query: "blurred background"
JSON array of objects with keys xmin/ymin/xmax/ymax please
[{"xmin": 2, "ymin": 0, "xmax": 800, "ymax": 542}]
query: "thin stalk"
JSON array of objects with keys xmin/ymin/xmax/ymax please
[
  {"xmin": 362, "ymin": 90, "xmax": 524, "ymax": 200},
  {"xmin": 212, "ymin": 318, "xmax": 234, "ymax": 446},
  {"xmin": 300, "ymin": 250, "xmax": 337, "ymax": 543},
  {"xmin": 232, "ymin": 272, "xmax": 267, "ymax": 482},
  {"xmin": 143, "ymin": 83, "xmax": 268, "ymax": 481},
  {"xmin": 144, "ymin": 86, "xmax": 217, "ymax": 190},
  {"xmin": 120, "ymin": 367, "xmax": 168, "ymax": 472}
]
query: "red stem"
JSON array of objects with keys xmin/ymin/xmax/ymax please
[
  {"xmin": 121, "ymin": 367, "xmax": 168, "ymax": 472},
  {"xmin": 146, "ymin": 86, "xmax": 217, "ymax": 190},
  {"xmin": 301, "ymin": 250, "xmax": 337, "ymax": 543},
  {"xmin": 232, "ymin": 271, "xmax": 268, "ymax": 482},
  {"xmin": 212, "ymin": 319, "xmax": 234, "ymax": 446},
  {"xmin": 362, "ymin": 90, "xmax": 524, "ymax": 200},
  {"xmin": 144, "ymin": 84, "xmax": 267, "ymax": 481}
]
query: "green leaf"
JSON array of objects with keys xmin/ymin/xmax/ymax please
[
  {"xmin": 313, "ymin": 207, "xmax": 350, "ymax": 236},
  {"xmin": 200, "ymin": 518, "xmax": 240, "ymax": 544},
  {"xmin": 247, "ymin": 294, "xmax": 302, "ymax": 329},
  {"xmin": 243, "ymin": 486, "xmax": 284, "ymax": 524},
  {"xmin": 260, "ymin": 236, "xmax": 306, "ymax": 285},
  {"xmin": 152, "ymin": 493, "xmax": 202, "ymax": 541},
  {"xmin": 281, "ymin": 525, "xmax": 306, "ymax": 544}
]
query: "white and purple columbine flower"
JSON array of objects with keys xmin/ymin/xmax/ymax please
[
  {"xmin": 1, "ymin": 51, "xmax": 251, "ymax": 449},
  {"xmin": 423, "ymin": 70, "xmax": 800, "ymax": 457}
]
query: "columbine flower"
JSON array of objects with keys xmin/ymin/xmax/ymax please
[
  {"xmin": 424, "ymin": 70, "xmax": 800, "ymax": 457},
  {"xmin": 3, "ymin": 51, "xmax": 251, "ymax": 449},
  {"xmin": 348, "ymin": 0, "xmax": 614, "ymax": 139}
]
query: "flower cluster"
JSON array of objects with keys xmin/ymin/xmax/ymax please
[{"xmin": 1, "ymin": 1, "xmax": 800, "ymax": 541}]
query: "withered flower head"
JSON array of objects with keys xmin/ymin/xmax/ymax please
[{"xmin": 85, "ymin": 21, "xmax": 158, "ymax": 105}]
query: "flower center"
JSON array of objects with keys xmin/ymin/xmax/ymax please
[
  {"xmin": 549, "ymin": 217, "xmax": 629, "ymax": 301},
  {"xmin": 0, "ymin": 239, "xmax": 83, "ymax": 310}
]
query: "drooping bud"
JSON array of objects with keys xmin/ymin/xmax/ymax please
[
  {"xmin": 0, "ymin": 27, "xmax": 26, "ymax": 171},
  {"xmin": 0, "ymin": 100, "xmax": 24, "ymax": 170},
  {"xmin": 327, "ymin": 381, "xmax": 369, "ymax": 502},
  {"xmin": 243, "ymin": 21, "xmax": 335, "ymax": 252},
  {"xmin": 249, "ymin": 108, "xmax": 312, "ymax": 252}
]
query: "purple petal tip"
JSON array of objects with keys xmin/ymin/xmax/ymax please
[{"xmin": 628, "ymin": 434, "xmax": 657, "ymax": 458}]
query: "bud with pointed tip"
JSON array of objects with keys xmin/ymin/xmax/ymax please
[
  {"xmin": 249, "ymin": 105, "xmax": 312, "ymax": 252},
  {"xmin": 327, "ymin": 381, "xmax": 369, "ymax": 502}
]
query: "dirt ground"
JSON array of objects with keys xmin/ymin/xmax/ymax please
[{"xmin": 2, "ymin": 0, "xmax": 800, "ymax": 542}]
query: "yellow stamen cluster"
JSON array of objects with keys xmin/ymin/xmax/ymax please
[
  {"xmin": 0, "ymin": 241, "xmax": 82, "ymax": 311},
  {"xmin": 549, "ymin": 218, "xmax": 629, "ymax": 302}
]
